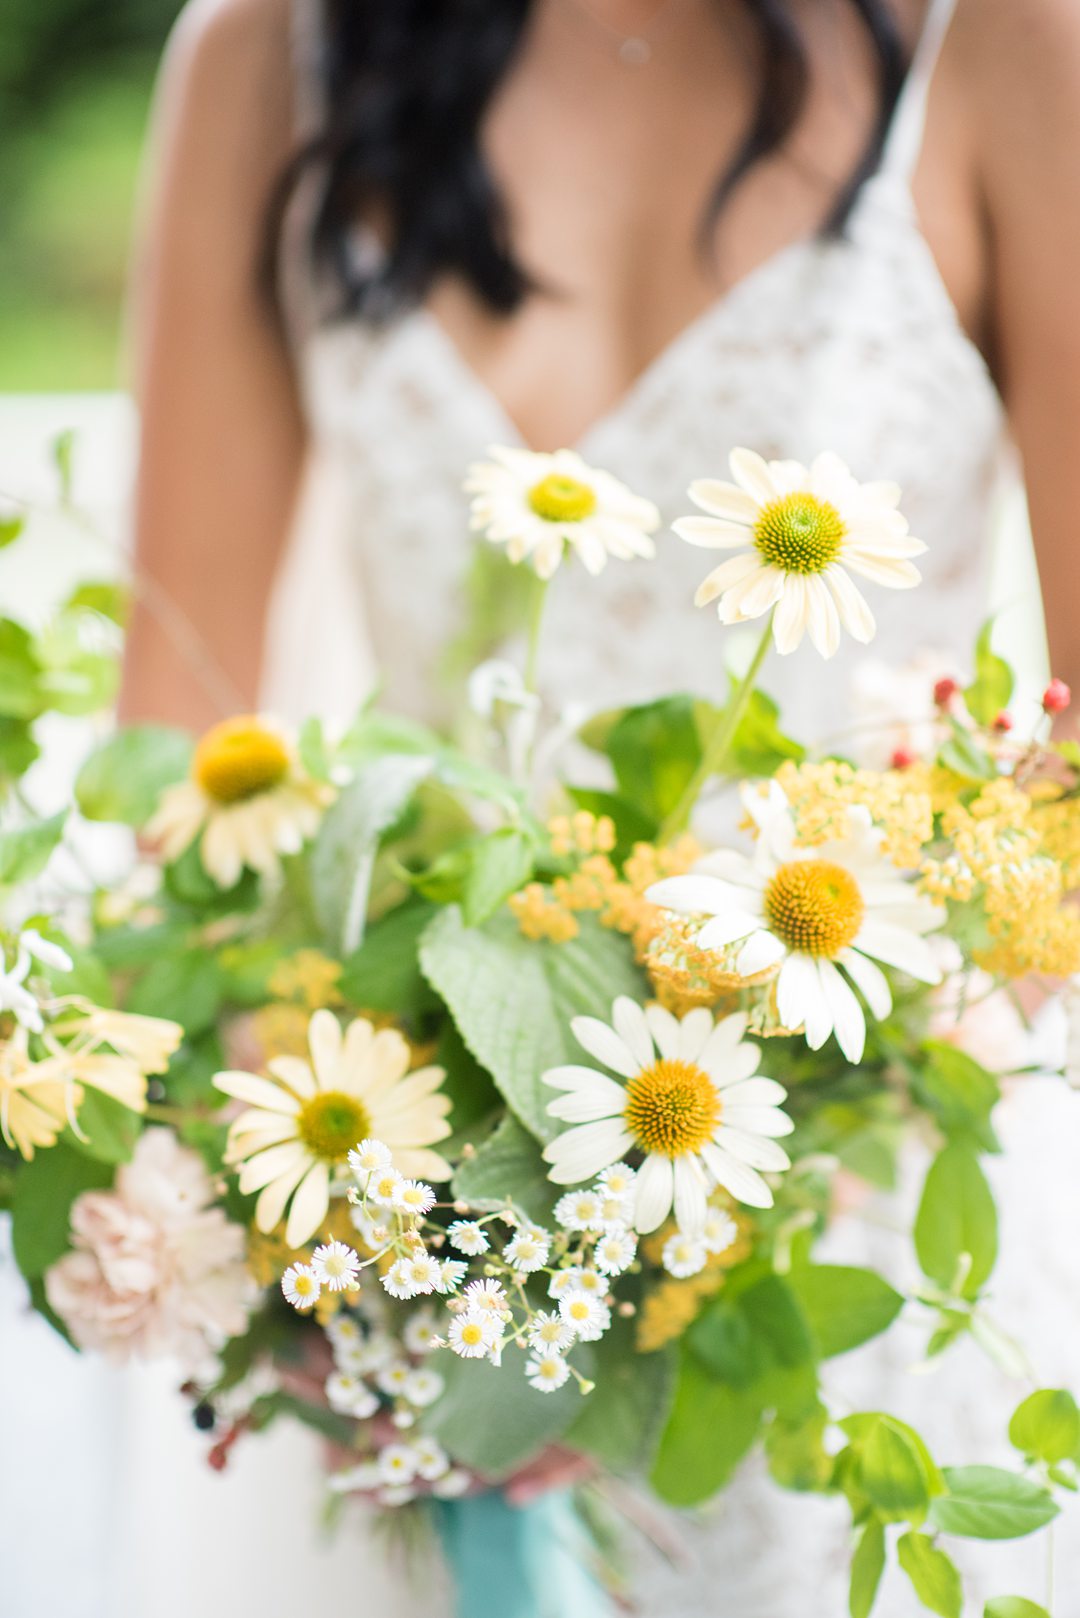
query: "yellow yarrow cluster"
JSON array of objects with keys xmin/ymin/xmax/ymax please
[
  {"xmin": 773, "ymin": 759, "xmax": 934, "ymax": 869},
  {"xmin": 546, "ymin": 811, "xmax": 617, "ymax": 859},
  {"xmin": 635, "ymin": 1212, "xmax": 752, "ymax": 1354},
  {"xmin": 922, "ymin": 777, "xmax": 1080, "ymax": 978},
  {"xmin": 1030, "ymin": 782, "xmax": 1080, "ymax": 889},
  {"xmin": 267, "ymin": 949, "xmax": 344, "ymax": 1010}
]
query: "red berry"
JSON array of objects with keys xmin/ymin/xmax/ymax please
[
  {"xmin": 1043, "ymin": 678, "xmax": 1072, "ymax": 715},
  {"xmin": 207, "ymin": 1444, "xmax": 229, "ymax": 1472},
  {"xmin": 890, "ymin": 747, "xmax": 917, "ymax": 770},
  {"xmin": 993, "ymin": 711, "xmax": 1013, "ymax": 733},
  {"xmin": 933, "ymin": 677, "xmax": 959, "ymax": 707}
]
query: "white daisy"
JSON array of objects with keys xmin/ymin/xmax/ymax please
[
  {"xmin": 403, "ymin": 1367, "xmax": 444, "ymax": 1408},
  {"xmin": 662, "ymin": 1233, "xmax": 708, "ymax": 1279},
  {"xmin": 412, "ymin": 1436, "xmax": 451, "ymax": 1481},
  {"xmin": 311, "ymin": 1241, "xmax": 361, "ymax": 1292},
  {"xmin": 382, "ymin": 1259, "xmax": 422, "ymax": 1300},
  {"xmin": 350, "ymin": 1208, "xmax": 390, "ymax": 1250},
  {"xmin": 527, "ymin": 1352, "xmax": 571, "ymax": 1393},
  {"xmin": 213, "ymin": 1010, "xmax": 451, "ymax": 1248},
  {"xmin": 378, "ymin": 1484, "xmax": 418, "ymax": 1507},
  {"xmin": 543, "ymin": 997, "xmax": 793, "ymax": 1231},
  {"xmin": 554, "ymin": 1190, "xmax": 606, "ymax": 1232},
  {"xmin": 281, "ymin": 1263, "xmax": 320, "ymax": 1311},
  {"xmin": 594, "ymin": 1228, "xmax": 638, "ymax": 1277},
  {"xmin": 435, "ymin": 1259, "xmax": 468, "ymax": 1294},
  {"xmin": 702, "ymin": 1208, "xmax": 739, "ymax": 1256},
  {"xmin": 504, "ymin": 1227, "xmax": 551, "ymax": 1273},
  {"xmin": 349, "ymin": 1332, "xmax": 397, "ymax": 1376},
  {"xmin": 378, "ymin": 1444, "xmax": 419, "ymax": 1486},
  {"xmin": 547, "ymin": 1266, "xmax": 606, "ymax": 1301},
  {"xmin": 646, "ymin": 782, "xmax": 945, "ymax": 1063},
  {"xmin": 465, "ymin": 446, "xmax": 660, "ymax": 580},
  {"xmin": 367, "ymin": 1166, "xmax": 406, "ymax": 1207},
  {"xmin": 448, "ymin": 1310, "xmax": 501, "ymax": 1359},
  {"xmin": 527, "ymin": 1311, "xmax": 576, "ymax": 1354},
  {"xmin": 392, "ymin": 1179, "xmax": 437, "ymax": 1217},
  {"xmin": 325, "ymin": 1373, "xmax": 379, "ymax": 1419},
  {"xmin": 558, "ymin": 1289, "xmax": 611, "ymax": 1343},
  {"xmin": 597, "ymin": 1162, "xmax": 637, "ymax": 1199},
  {"xmin": 326, "ymin": 1313, "xmax": 362, "ymax": 1350},
  {"xmin": 347, "ymin": 1137, "xmax": 392, "ymax": 1189},
  {"xmin": 673, "ymin": 448, "xmax": 926, "ymax": 657},
  {"xmin": 447, "ymin": 1220, "xmax": 490, "ymax": 1256},
  {"xmin": 463, "ymin": 1278, "xmax": 509, "ymax": 1317},
  {"xmin": 403, "ymin": 1307, "xmax": 439, "ymax": 1356},
  {"xmin": 147, "ymin": 714, "xmax": 334, "ymax": 888},
  {"xmin": 376, "ymin": 1361, "xmax": 413, "ymax": 1396},
  {"xmin": 431, "ymin": 1468, "xmax": 472, "ymax": 1499}
]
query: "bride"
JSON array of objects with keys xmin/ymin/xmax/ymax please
[{"xmin": 120, "ymin": 1, "xmax": 1080, "ymax": 1613}]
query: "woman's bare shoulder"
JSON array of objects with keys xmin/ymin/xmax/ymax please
[
  {"xmin": 157, "ymin": 0, "xmax": 296, "ymax": 171},
  {"xmin": 956, "ymin": 0, "xmax": 1080, "ymax": 108}
]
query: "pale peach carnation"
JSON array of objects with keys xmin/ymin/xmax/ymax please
[{"xmin": 45, "ymin": 1129, "xmax": 251, "ymax": 1367}]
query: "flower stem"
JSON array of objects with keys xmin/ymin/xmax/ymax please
[
  {"xmin": 659, "ymin": 612, "xmax": 775, "ymax": 843},
  {"xmin": 523, "ymin": 576, "xmax": 550, "ymax": 695}
]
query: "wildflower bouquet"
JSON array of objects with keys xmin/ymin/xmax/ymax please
[{"xmin": 4, "ymin": 443, "xmax": 1080, "ymax": 1618}]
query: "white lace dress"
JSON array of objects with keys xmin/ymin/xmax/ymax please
[{"xmin": 257, "ymin": 1, "xmax": 1080, "ymax": 1612}]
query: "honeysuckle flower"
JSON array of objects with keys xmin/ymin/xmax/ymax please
[
  {"xmin": 543, "ymin": 998, "xmax": 793, "ymax": 1232},
  {"xmin": 673, "ymin": 448, "xmax": 925, "ymax": 657},
  {"xmin": 465, "ymin": 446, "xmax": 660, "ymax": 579},
  {"xmin": 0, "ymin": 930, "xmax": 73, "ymax": 1034},
  {"xmin": 147, "ymin": 715, "xmax": 334, "ymax": 889},
  {"xmin": 0, "ymin": 1029, "xmax": 75, "ymax": 1159},
  {"xmin": 646, "ymin": 782, "xmax": 945, "ymax": 1064},
  {"xmin": 213, "ymin": 1010, "xmax": 452, "ymax": 1249}
]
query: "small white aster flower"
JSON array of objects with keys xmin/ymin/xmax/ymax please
[
  {"xmin": 597, "ymin": 1191, "xmax": 634, "ymax": 1228},
  {"xmin": 391, "ymin": 1408, "xmax": 417, "ymax": 1430},
  {"xmin": 281, "ymin": 1263, "xmax": 320, "ymax": 1311},
  {"xmin": 367, "ymin": 1166, "xmax": 405, "ymax": 1206},
  {"xmin": 559, "ymin": 1289, "xmax": 611, "ymax": 1342},
  {"xmin": 376, "ymin": 1361, "xmax": 413, "ymax": 1396},
  {"xmin": 594, "ymin": 1228, "xmax": 638, "ymax": 1277},
  {"xmin": 403, "ymin": 1253, "xmax": 443, "ymax": 1294},
  {"xmin": 448, "ymin": 1310, "xmax": 501, "ymax": 1359},
  {"xmin": 528, "ymin": 1311, "xmax": 576, "ymax": 1354},
  {"xmin": 325, "ymin": 1372, "xmax": 379, "ymax": 1419},
  {"xmin": 403, "ymin": 1307, "xmax": 439, "ymax": 1356},
  {"xmin": 412, "ymin": 1436, "xmax": 451, "ymax": 1481},
  {"xmin": 703, "ymin": 1209, "xmax": 739, "ymax": 1256},
  {"xmin": 463, "ymin": 1278, "xmax": 508, "ymax": 1316},
  {"xmin": 447, "ymin": 1220, "xmax": 490, "ymax": 1256},
  {"xmin": 382, "ymin": 1258, "xmax": 422, "ymax": 1300},
  {"xmin": 465, "ymin": 446, "xmax": 660, "ymax": 581},
  {"xmin": 504, "ymin": 1228, "xmax": 551, "ymax": 1273},
  {"xmin": 378, "ymin": 1443, "xmax": 420, "ymax": 1486},
  {"xmin": 347, "ymin": 1137, "xmax": 392, "ymax": 1188},
  {"xmin": 554, "ymin": 1190, "xmax": 606, "ymax": 1232},
  {"xmin": 527, "ymin": 1352, "xmax": 571, "ymax": 1393},
  {"xmin": 431, "ymin": 1468, "xmax": 472, "ymax": 1499},
  {"xmin": 673, "ymin": 447, "xmax": 926, "ymax": 657},
  {"xmin": 350, "ymin": 1331, "xmax": 396, "ymax": 1375},
  {"xmin": 393, "ymin": 1178, "xmax": 436, "ymax": 1217},
  {"xmin": 378, "ymin": 1484, "xmax": 418, "ymax": 1507},
  {"xmin": 662, "ymin": 1233, "xmax": 708, "ymax": 1279},
  {"xmin": 326, "ymin": 1314, "xmax": 362, "ymax": 1349},
  {"xmin": 597, "ymin": 1163, "xmax": 637, "ymax": 1198},
  {"xmin": 350, "ymin": 1208, "xmax": 390, "ymax": 1249},
  {"xmin": 435, "ymin": 1259, "xmax": 468, "ymax": 1294},
  {"xmin": 403, "ymin": 1367, "xmax": 445, "ymax": 1408},
  {"xmin": 311, "ymin": 1241, "xmax": 361, "ymax": 1292}
]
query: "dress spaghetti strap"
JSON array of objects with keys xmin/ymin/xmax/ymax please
[{"xmin": 880, "ymin": 0, "xmax": 961, "ymax": 184}]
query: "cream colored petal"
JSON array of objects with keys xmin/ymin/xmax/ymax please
[
  {"xmin": 837, "ymin": 948, "xmax": 892, "ymax": 1020},
  {"xmin": 570, "ymin": 1016, "xmax": 639, "ymax": 1080},
  {"xmin": 542, "ymin": 1118, "xmax": 634, "ymax": 1183},
  {"xmin": 213, "ymin": 1071, "xmax": 301, "ymax": 1114},
  {"xmin": 720, "ymin": 565, "xmax": 786, "ymax": 623},
  {"xmin": 392, "ymin": 1147, "xmax": 452, "ymax": 1182},
  {"xmin": 694, "ymin": 552, "xmax": 761, "ymax": 607},
  {"xmin": 307, "ymin": 1008, "xmax": 343, "ymax": 1091},
  {"xmin": 643, "ymin": 1004, "xmax": 681, "ymax": 1061},
  {"xmin": 673, "ymin": 1154, "xmax": 708, "ymax": 1237},
  {"xmin": 700, "ymin": 1143, "xmax": 773, "ymax": 1209},
  {"xmin": 611, "ymin": 997, "xmax": 656, "ymax": 1070},
  {"xmin": 265, "ymin": 1055, "xmax": 317, "ymax": 1099},
  {"xmin": 547, "ymin": 1075, "xmax": 629, "ymax": 1123},
  {"xmin": 824, "ymin": 565, "xmax": 876, "ymax": 644},
  {"xmin": 818, "ymin": 958, "xmax": 867, "ymax": 1062},
  {"xmin": 239, "ymin": 1139, "xmax": 309, "ymax": 1194},
  {"xmin": 804, "ymin": 574, "xmax": 842, "ymax": 659},
  {"xmin": 772, "ymin": 576, "xmax": 810, "ymax": 655},
  {"xmin": 358, "ymin": 1029, "xmax": 413, "ymax": 1103},
  {"xmin": 200, "ymin": 817, "xmax": 243, "ymax": 889},
  {"xmin": 687, "ymin": 479, "xmax": 761, "ymax": 523},
  {"xmin": 285, "ymin": 1160, "xmax": 331, "ymax": 1248},
  {"xmin": 712, "ymin": 1126, "xmax": 790, "ymax": 1173},
  {"xmin": 842, "ymin": 552, "xmax": 922, "ymax": 589},
  {"xmin": 253, "ymin": 1155, "xmax": 307, "ymax": 1233},
  {"xmin": 673, "ymin": 515, "xmax": 753, "ymax": 550},
  {"xmin": 729, "ymin": 447, "xmax": 781, "ymax": 504},
  {"xmin": 633, "ymin": 1154, "xmax": 675, "ymax": 1233}
]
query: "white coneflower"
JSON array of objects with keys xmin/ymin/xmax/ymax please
[
  {"xmin": 662, "ymin": 1233, "xmax": 708, "ymax": 1279},
  {"xmin": 527, "ymin": 1352, "xmax": 571, "ymax": 1393},
  {"xmin": 447, "ymin": 1220, "xmax": 490, "ymax": 1256},
  {"xmin": 311, "ymin": 1241, "xmax": 360, "ymax": 1293},
  {"xmin": 281, "ymin": 1262, "xmax": 320, "ymax": 1311}
]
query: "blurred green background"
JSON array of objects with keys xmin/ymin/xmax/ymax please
[{"xmin": 1, "ymin": 0, "xmax": 184, "ymax": 391}]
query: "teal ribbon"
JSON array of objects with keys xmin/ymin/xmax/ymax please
[{"xmin": 435, "ymin": 1490, "xmax": 613, "ymax": 1618}]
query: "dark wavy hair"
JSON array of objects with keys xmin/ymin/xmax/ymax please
[{"xmin": 267, "ymin": 0, "xmax": 908, "ymax": 324}]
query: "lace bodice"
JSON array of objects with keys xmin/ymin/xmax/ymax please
[
  {"xmin": 268, "ymin": 0, "xmax": 1006, "ymax": 748},
  {"xmin": 261, "ymin": 5, "xmax": 1080, "ymax": 1614}
]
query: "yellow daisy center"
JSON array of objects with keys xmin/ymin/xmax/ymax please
[
  {"xmin": 623, "ymin": 1059, "xmax": 722, "ymax": 1158},
  {"xmin": 297, "ymin": 1090, "xmax": 371, "ymax": 1161},
  {"xmin": 763, "ymin": 859, "xmax": 865, "ymax": 957},
  {"xmin": 194, "ymin": 717, "xmax": 290, "ymax": 804},
  {"xmin": 460, "ymin": 1321, "xmax": 485, "ymax": 1346},
  {"xmin": 753, "ymin": 493, "xmax": 846, "ymax": 575},
  {"xmin": 527, "ymin": 473, "xmax": 598, "ymax": 523},
  {"xmin": 293, "ymin": 1272, "xmax": 317, "ymax": 1298}
]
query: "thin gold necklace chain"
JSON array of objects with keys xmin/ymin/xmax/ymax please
[{"xmin": 560, "ymin": 0, "xmax": 686, "ymax": 66}]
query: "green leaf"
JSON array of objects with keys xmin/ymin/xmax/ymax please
[
  {"xmin": 897, "ymin": 1532, "xmax": 962, "ymax": 1618},
  {"xmin": 64, "ymin": 581, "xmax": 129, "ymax": 625},
  {"xmin": 939, "ymin": 721, "xmax": 997, "ymax": 783},
  {"xmin": 914, "ymin": 1143, "xmax": 998, "ymax": 1299},
  {"xmin": 76, "ymin": 726, "xmax": 193, "ymax": 825},
  {"xmin": 849, "ymin": 1518, "xmax": 886, "ymax": 1618},
  {"xmin": 765, "ymin": 1402, "xmax": 833, "ymax": 1491},
  {"xmin": 984, "ymin": 1601, "xmax": 1051, "ymax": 1618},
  {"xmin": 52, "ymin": 427, "xmax": 76, "ymax": 502},
  {"xmin": 604, "ymin": 696, "xmax": 705, "ymax": 827},
  {"xmin": 423, "ymin": 1350, "xmax": 582, "ymax": 1477},
  {"xmin": 0, "ymin": 810, "xmax": 65, "ymax": 884},
  {"xmin": 65, "ymin": 1089, "xmax": 140, "ymax": 1164},
  {"xmin": 10, "ymin": 1142, "xmax": 114, "ymax": 1277},
  {"xmin": 566, "ymin": 1318, "xmax": 676, "ymax": 1472},
  {"xmin": 564, "ymin": 788, "xmax": 657, "ymax": 858},
  {"xmin": 450, "ymin": 1112, "xmax": 557, "ymax": 1225},
  {"xmin": 1008, "ymin": 1388, "xmax": 1080, "ymax": 1465},
  {"xmin": 339, "ymin": 899, "xmax": 440, "ymax": 1020},
  {"xmin": 420, "ymin": 907, "xmax": 644, "ymax": 1140},
  {"xmin": 0, "ymin": 514, "xmax": 25, "ymax": 549},
  {"xmin": 462, "ymin": 827, "xmax": 535, "ymax": 925},
  {"xmin": 127, "ymin": 951, "xmax": 223, "ymax": 1038},
  {"xmin": 728, "ymin": 684, "xmax": 805, "ymax": 776},
  {"xmin": 0, "ymin": 716, "xmax": 39, "ymax": 780},
  {"xmin": 855, "ymin": 1415, "xmax": 933, "ymax": 1523},
  {"xmin": 787, "ymin": 1265, "xmax": 904, "ymax": 1359},
  {"xmin": 310, "ymin": 754, "xmax": 433, "ymax": 954},
  {"xmin": 651, "ymin": 1351, "xmax": 764, "ymax": 1506},
  {"xmin": 930, "ymin": 1467, "xmax": 1059, "ymax": 1540},
  {"xmin": 0, "ymin": 618, "xmax": 45, "ymax": 719},
  {"xmin": 965, "ymin": 619, "xmax": 1015, "ymax": 728}
]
